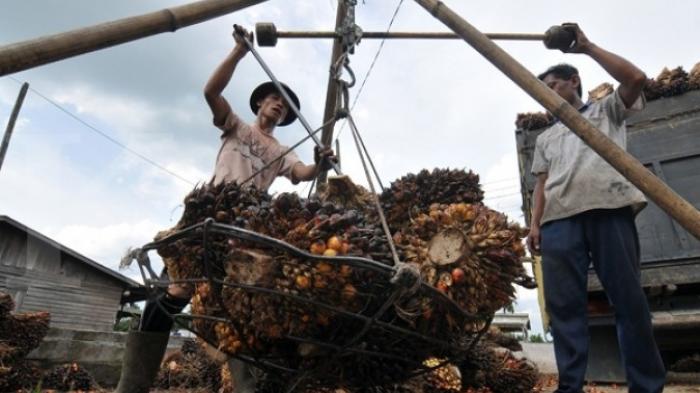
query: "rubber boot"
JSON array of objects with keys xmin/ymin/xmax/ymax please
[
  {"xmin": 227, "ymin": 358, "xmax": 257, "ymax": 393},
  {"xmin": 114, "ymin": 330, "xmax": 170, "ymax": 393}
]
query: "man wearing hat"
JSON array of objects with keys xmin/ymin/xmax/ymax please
[
  {"xmin": 205, "ymin": 26, "xmax": 336, "ymax": 190},
  {"xmin": 114, "ymin": 26, "xmax": 335, "ymax": 393}
]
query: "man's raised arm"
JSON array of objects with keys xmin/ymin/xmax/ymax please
[
  {"xmin": 204, "ymin": 25, "xmax": 253, "ymax": 126},
  {"xmin": 564, "ymin": 23, "xmax": 646, "ymax": 108}
]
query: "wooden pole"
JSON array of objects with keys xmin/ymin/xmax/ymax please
[
  {"xmin": 0, "ymin": 83, "xmax": 29, "ymax": 174},
  {"xmin": 0, "ymin": 0, "xmax": 268, "ymax": 77},
  {"xmin": 414, "ymin": 0, "xmax": 700, "ymax": 241},
  {"xmin": 316, "ymin": 0, "xmax": 348, "ymax": 187}
]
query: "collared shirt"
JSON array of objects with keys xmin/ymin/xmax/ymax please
[
  {"xmin": 531, "ymin": 89, "xmax": 647, "ymax": 225},
  {"xmin": 211, "ymin": 110, "xmax": 301, "ymax": 191}
]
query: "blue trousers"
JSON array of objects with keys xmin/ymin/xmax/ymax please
[{"xmin": 540, "ymin": 208, "xmax": 665, "ymax": 393}]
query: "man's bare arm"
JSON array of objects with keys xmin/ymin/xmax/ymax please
[
  {"xmin": 565, "ymin": 23, "xmax": 646, "ymax": 108},
  {"xmin": 204, "ymin": 26, "xmax": 252, "ymax": 126},
  {"xmin": 290, "ymin": 146, "xmax": 337, "ymax": 183},
  {"xmin": 527, "ymin": 173, "xmax": 548, "ymax": 255}
]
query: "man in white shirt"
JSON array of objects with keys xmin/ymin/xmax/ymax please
[{"xmin": 528, "ymin": 23, "xmax": 665, "ymax": 393}]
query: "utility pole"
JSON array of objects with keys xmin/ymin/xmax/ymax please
[
  {"xmin": 316, "ymin": 0, "xmax": 349, "ymax": 189},
  {"xmin": 0, "ymin": 82, "xmax": 29, "ymax": 173}
]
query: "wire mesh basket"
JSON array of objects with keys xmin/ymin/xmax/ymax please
[{"xmin": 128, "ymin": 219, "xmax": 492, "ymax": 391}]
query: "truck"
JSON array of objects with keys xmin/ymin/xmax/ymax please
[{"xmin": 515, "ymin": 89, "xmax": 700, "ymax": 381}]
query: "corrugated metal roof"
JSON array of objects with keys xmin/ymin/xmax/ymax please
[{"xmin": 0, "ymin": 215, "xmax": 141, "ymax": 288}]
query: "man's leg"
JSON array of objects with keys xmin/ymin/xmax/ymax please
[
  {"xmin": 115, "ymin": 275, "xmax": 190, "ymax": 393},
  {"xmin": 540, "ymin": 215, "xmax": 590, "ymax": 393},
  {"xmin": 584, "ymin": 208, "xmax": 665, "ymax": 393}
]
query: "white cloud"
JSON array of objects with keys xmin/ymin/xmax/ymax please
[
  {"xmin": 49, "ymin": 219, "xmax": 162, "ymax": 270},
  {"xmin": 54, "ymin": 85, "xmax": 160, "ymax": 135}
]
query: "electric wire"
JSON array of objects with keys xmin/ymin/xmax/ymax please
[{"xmin": 7, "ymin": 76, "xmax": 196, "ymax": 186}]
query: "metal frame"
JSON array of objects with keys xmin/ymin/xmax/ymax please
[{"xmin": 127, "ymin": 218, "xmax": 492, "ymax": 389}]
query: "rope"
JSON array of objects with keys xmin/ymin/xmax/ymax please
[
  {"xmin": 347, "ymin": 113, "xmax": 401, "ymax": 266},
  {"xmin": 328, "ymin": 5, "xmax": 402, "ymax": 270},
  {"xmin": 8, "ymin": 76, "xmax": 196, "ymax": 186},
  {"xmin": 350, "ymin": 115, "xmax": 384, "ymax": 191}
]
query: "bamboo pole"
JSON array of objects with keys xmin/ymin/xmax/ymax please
[
  {"xmin": 0, "ymin": 83, "xmax": 29, "ymax": 173},
  {"xmin": 414, "ymin": 0, "xmax": 700, "ymax": 241},
  {"xmin": 317, "ymin": 0, "xmax": 348, "ymax": 187},
  {"xmin": 0, "ymin": 0, "xmax": 268, "ymax": 77}
]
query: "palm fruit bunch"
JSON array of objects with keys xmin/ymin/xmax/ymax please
[
  {"xmin": 644, "ymin": 66, "xmax": 690, "ymax": 100},
  {"xmin": 670, "ymin": 353, "xmax": 700, "ymax": 372},
  {"xmin": 0, "ymin": 291, "xmax": 50, "ymax": 391},
  {"xmin": 380, "ymin": 168, "xmax": 484, "ymax": 228},
  {"xmin": 0, "ymin": 360, "xmax": 40, "ymax": 392},
  {"xmin": 656, "ymin": 66, "xmax": 690, "ymax": 97},
  {"xmin": 393, "ymin": 202, "xmax": 530, "ymax": 331},
  {"xmin": 153, "ymin": 168, "xmax": 534, "ymax": 389},
  {"xmin": 421, "ymin": 358, "xmax": 462, "ymax": 392},
  {"xmin": 482, "ymin": 326, "xmax": 522, "ymax": 352},
  {"xmin": 587, "ymin": 82, "xmax": 614, "ymax": 102},
  {"xmin": 159, "ymin": 183, "xmax": 406, "ymax": 386},
  {"xmin": 155, "ymin": 338, "xmax": 222, "ymax": 390},
  {"xmin": 689, "ymin": 62, "xmax": 700, "ymax": 91},
  {"xmin": 42, "ymin": 363, "xmax": 96, "ymax": 392},
  {"xmin": 484, "ymin": 351, "xmax": 538, "ymax": 393},
  {"xmin": 456, "ymin": 344, "xmax": 538, "ymax": 393},
  {"xmin": 515, "ymin": 112, "xmax": 553, "ymax": 132},
  {"xmin": 0, "ymin": 291, "xmax": 12, "ymax": 315}
]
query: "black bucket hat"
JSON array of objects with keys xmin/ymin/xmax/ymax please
[{"xmin": 249, "ymin": 81, "xmax": 300, "ymax": 126}]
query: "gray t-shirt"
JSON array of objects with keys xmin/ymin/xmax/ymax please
[{"xmin": 531, "ymin": 89, "xmax": 647, "ymax": 225}]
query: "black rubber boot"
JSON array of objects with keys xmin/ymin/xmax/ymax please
[
  {"xmin": 114, "ymin": 330, "xmax": 170, "ymax": 393},
  {"xmin": 227, "ymin": 358, "xmax": 257, "ymax": 393}
]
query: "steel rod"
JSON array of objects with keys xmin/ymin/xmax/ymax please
[
  {"xmin": 0, "ymin": 83, "xmax": 29, "ymax": 173},
  {"xmin": 275, "ymin": 31, "xmax": 545, "ymax": 41},
  {"xmin": 414, "ymin": 0, "xmax": 700, "ymax": 241},
  {"xmin": 0, "ymin": 0, "xmax": 269, "ymax": 76}
]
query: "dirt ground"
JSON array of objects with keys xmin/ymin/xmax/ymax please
[
  {"xmin": 27, "ymin": 374, "xmax": 700, "ymax": 392},
  {"xmin": 535, "ymin": 374, "xmax": 700, "ymax": 393}
]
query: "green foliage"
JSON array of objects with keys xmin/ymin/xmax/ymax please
[{"xmin": 528, "ymin": 333, "xmax": 545, "ymax": 343}]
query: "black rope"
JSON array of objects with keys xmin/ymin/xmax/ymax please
[
  {"xmin": 347, "ymin": 114, "xmax": 400, "ymax": 267},
  {"xmin": 349, "ymin": 115, "xmax": 385, "ymax": 191}
]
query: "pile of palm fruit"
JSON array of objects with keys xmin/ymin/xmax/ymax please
[
  {"xmin": 670, "ymin": 353, "xmax": 700, "ymax": 373},
  {"xmin": 0, "ymin": 291, "xmax": 50, "ymax": 392},
  {"xmin": 42, "ymin": 363, "xmax": 96, "ymax": 391},
  {"xmin": 517, "ymin": 61, "xmax": 700, "ymax": 131},
  {"xmin": 152, "ymin": 168, "xmax": 534, "ymax": 389},
  {"xmin": 155, "ymin": 339, "xmax": 223, "ymax": 391}
]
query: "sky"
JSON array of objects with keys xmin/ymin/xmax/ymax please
[{"xmin": 1, "ymin": 0, "xmax": 699, "ymax": 337}]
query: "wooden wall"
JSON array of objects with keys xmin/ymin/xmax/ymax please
[{"xmin": 0, "ymin": 222, "xmax": 126, "ymax": 332}]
